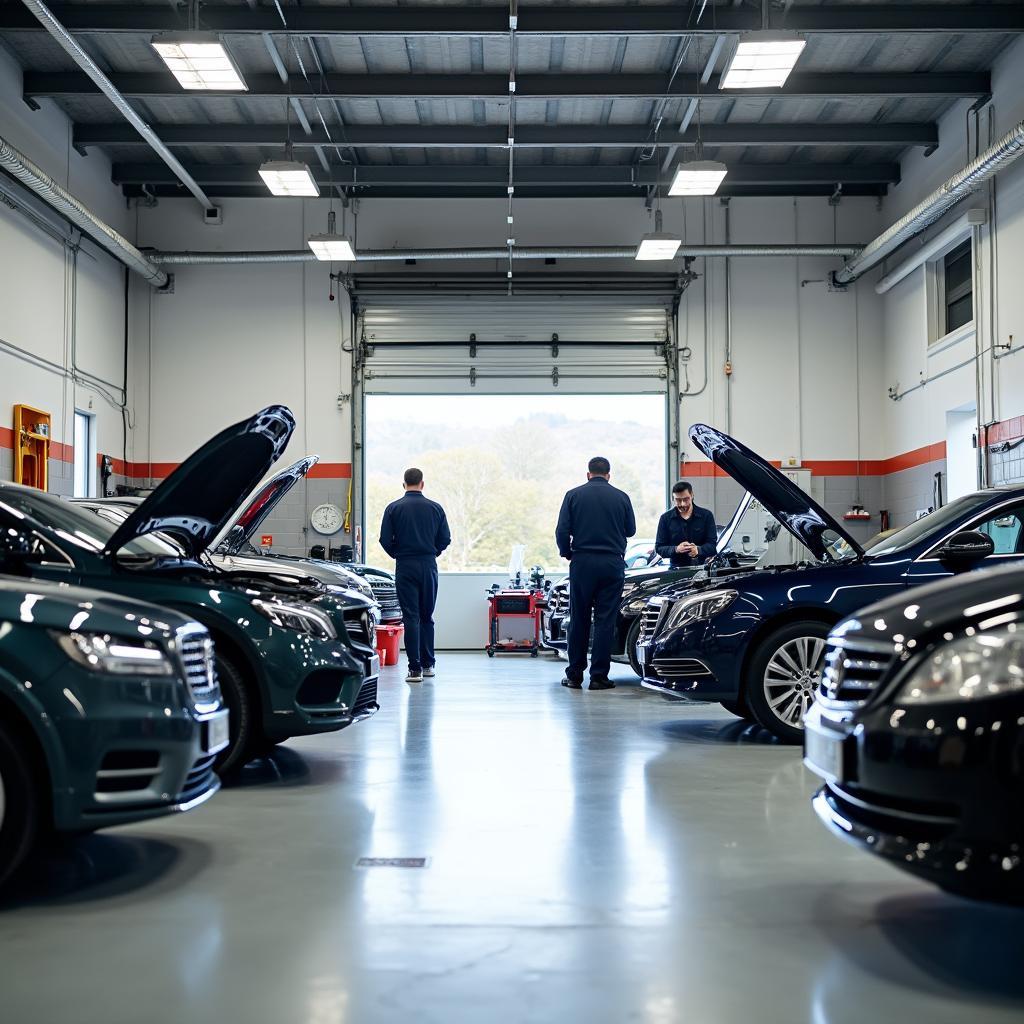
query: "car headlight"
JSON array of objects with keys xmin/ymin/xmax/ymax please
[
  {"xmin": 664, "ymin": 589, "xmax": 738, "ymax": 631},
  {"xmin": 53, "ymin": 631, "xmax": 174, "ymax": 676},
  {"xmin": 897, "ymin": 625, "xmax": 1024, "ymax": 704},
  {"xmin": 251, "ymin": 599, "xmax": 337, "ymax": 641},
  {"xmin": 624, "ymin": 596, "xmax": 649, "ymax": 615}
]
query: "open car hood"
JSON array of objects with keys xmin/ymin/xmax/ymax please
[
  {"xmin": 102, "ymin": 406, "xmax": 295, "ymax": 560},
  {"xmin": 215, "ymin": 455, "xmax": 318, "ymax": 554},
  {"xmin": 688, "ymin": 423, "xmax": 864, "ymax": 562}
]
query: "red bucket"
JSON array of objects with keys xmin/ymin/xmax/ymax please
[{"xmin": 375, "ymin": 623, "xmax": 405, "ymax": 667}]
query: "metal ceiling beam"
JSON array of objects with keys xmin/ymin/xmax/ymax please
[
  {"xmin": 122, "ymin": 183, "xmax": 889, "ymax": 200},
  {"xmin": 111, "ymin": 161, "xmax": 901, "ymax": 187},
  {"xmin": 76, "ymin": 121, "xmax": 939, "ymax": 150},
  {"xmin": 1, "ymin": 4, "xmax": 1021, "ymax": 35},
  {"xmin": 26, "ymin": 71, "xmax": 991, "ymax": 101}
]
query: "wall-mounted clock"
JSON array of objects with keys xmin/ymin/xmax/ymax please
[{"xmin": 310, "ymin": 503, "xmax": 344, "ymax": 535}]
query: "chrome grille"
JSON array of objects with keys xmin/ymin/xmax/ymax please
[
  {"xmin": 177, "ymin": 625, "xmax": 220, "ymax": 712},
  {"xmin": 652, "ymin": 657, "xmax": 712, "ymax": 678},
  {"xmin": 820, "ymin": 637, "xmax": 897, "ymax": 706},
  {"xmin": 638, "ymin": 601, "xmax": 666, "ymax": 645},
  {"xmin": 548, "ymin": 583, "xmax": 569, "ymax": 616},
  {"xmin": 344, "ymin": 609, "xmax": 374, "ymax": 649}
]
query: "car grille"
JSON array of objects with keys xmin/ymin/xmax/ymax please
[
  {"xmin": 343, "ymin": 609, "xmax": 375, "ymax": 649},
  {"xmin": 367, "ymin": 579, "xmax": 401, "ymax": 616},
  {"xmin": 820, "ymin": 636, "xmax": 897, "ymax": 706},
  {"xmin": 548, "ymin": 585, "xmax": 569, "ymax": 616},
  {"xmin": 179, "ymin": 753, "xmax": 217, "ymax": 805},
  {"xmin": 176, "ymin": 625, "xmax": 220, "ymax": 712},
  {"xmin": 353, "ymin": 679, "xmax": 379, "ymax": 717},
  {"xmin": 651, "ymin": 657, "xmax": 712, "ymax": 678},
  {"xmin": 638, "ymin": 601, "xmax": 667, "ymax": 645}
]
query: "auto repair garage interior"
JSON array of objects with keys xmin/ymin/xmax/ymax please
[{"xmin": 3, "ymin": 0, "xmax": 1024, "ymax": 1020}]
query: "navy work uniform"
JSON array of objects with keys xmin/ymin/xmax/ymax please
[
  {"xmin": 555, "ymin": 477, "xmax": 636, "ymax": 684},
  {"xmin": 655, "ymin": 502, "xmax": 717, "ymax": 568},
  {"xmin": 379, "ymin": 493, "xmax": 451, "ymax": 674}
]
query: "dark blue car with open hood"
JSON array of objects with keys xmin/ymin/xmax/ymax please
[{"xmin": 637, "ymin": 424, "xmax": 1024, "ymax": 742}]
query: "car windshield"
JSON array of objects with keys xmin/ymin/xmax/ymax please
[
  {"xmin": 719, "ymin": 497, "xmax": 821, "ymax": 565},
  {"xmin": 0, "ymin": 490, "xmax": 183, "ymax": 558},
  {"xmin": 865, "ymin": 494, "xmax": 990, "ymax": 557}
]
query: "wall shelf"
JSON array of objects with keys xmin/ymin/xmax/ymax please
[{"xmin": 13, "ymin": 404, "xmax": 51, "ymax": 491}]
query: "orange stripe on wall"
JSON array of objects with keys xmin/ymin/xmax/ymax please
[
  {"xmin": 681, "ymin": 441, "xmax": 949, "ymax": 479},
  {"xmin": 308, "ymin": 462, "xmax": 353, "ymax": 479}
]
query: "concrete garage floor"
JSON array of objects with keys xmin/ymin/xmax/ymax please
[{"xmin": 2, "ymin": 654, "xmax": 1022, "ymax": 1023}]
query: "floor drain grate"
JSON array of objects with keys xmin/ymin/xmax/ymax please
[{"xmin": 355, "ymin": 857, "xmax": 429, "ymax": 868}]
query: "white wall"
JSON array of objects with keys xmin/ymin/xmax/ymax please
[
  {"xmin": 878, "ymin": 35, "xmax": 1024, "ymax": 460},
  {"xmin": 0, "ymin": 42, "xmax": 133, "ymax": 493},
  {"xmin": 133, "ymin": 193, "xmax": 887, "ymax": 471}
]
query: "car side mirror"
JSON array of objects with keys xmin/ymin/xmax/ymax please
[{"xmin": 936, "ymin": 530, "xmax": 995, "ymax": 564}]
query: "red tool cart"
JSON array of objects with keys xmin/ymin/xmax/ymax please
[{"xmin": 485, "ymin": 587, "xmax": 546, "ymax": 657}]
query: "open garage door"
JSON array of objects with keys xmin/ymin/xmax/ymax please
[{"xmin": 349, "ymin": 272, "xmax": 682, "ymax": 396}]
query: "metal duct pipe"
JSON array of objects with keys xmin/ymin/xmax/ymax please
[
  {"xmin": 20, "ymin": 0, "xmax": 216, "ymax": 214},
  {"xmin": 0, "ymin": 133, "xmax": 169, "ymax": 288},
  {"xmin": 835, "ymin": 118, "xmax": 1024, "ymax": 286},
  {"xmin": 150, "ymin": 243, "xmax": 862, "ymax": 265}
]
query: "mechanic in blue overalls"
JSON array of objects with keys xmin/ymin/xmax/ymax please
[
  {"xmin": 555, "ymin": 456, "xmax": 636, "ymax": 691},
  {"xmin": 379, "ymin": 467, "xmax": 452, "ymax": 683}
]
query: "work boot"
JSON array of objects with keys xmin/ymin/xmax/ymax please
[
  {"xmin": 561, "ymin": 674, "xmax": 583, "ymax": 689},
  {"xmin": 588, "ymin": 677, "xmax": 615, "ymax": 691}
]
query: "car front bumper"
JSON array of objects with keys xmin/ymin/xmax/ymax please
[
  {"xmin": 804, "ymin": 699, "xmax": 1024, "ymax": 904},
  {"xmin": 52, "ymin": 671, "xmax": 226, "ymax": 833},
  {"xmin": 636, "ymin": 619, "xmax": 739, "ymax": 701}
]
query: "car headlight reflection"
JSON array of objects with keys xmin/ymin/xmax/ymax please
[
  {"xmin": 897, "ymin": 624, "xmax": 1024, "ymax": 704},
  {"xmin": 664, "ymin": 589, "xmax": 738, "ymax": 631},
  {"xmin": 53, "ymin": 631, "xmax": 174, "ymax": 676},
  {"xmin": 251, "ymin": 599, "xmax": 337, "ymax": 641},
  {"xmin": 624, "ymin": 597, "xmax": 648, "ymax": 615}
]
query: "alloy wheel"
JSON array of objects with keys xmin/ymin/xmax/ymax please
[{"xmin": 762, "ymin": 636, "xmax": 826, "ymax": 729}]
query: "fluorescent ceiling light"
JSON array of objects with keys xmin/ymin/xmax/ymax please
[
  {"xmin": 152, "ymin": 33, "xmax": 247, "ymax": 91},
  {"xmin": 635, "ymin": 232, "xmax": 682, "ymax": 261},
  {"xmin": 259, "ymin": 160, "xmax": 320, "ymax": 197},
  {"xmin": 668, "ymin": 160, "xmax": 728, "ymax": 196},
  {"xmin": 720, "ymin": 33, "xmax": 806, "ymax": 89},
  {"xmin": 307, "ymin": 234, "xmax": 356, "ymax": 261}
]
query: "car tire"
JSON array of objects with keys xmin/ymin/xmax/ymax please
[
  {"xmin": 214, "ymin": 652, "xmax": 257, "ymax": 775},
  {"xmin": 0, "ymin": 723, "xmax": 39, "ymax": 888},
  {"xmin": 625, "ymin": 617, "xmax": 644, "ymax": 677},
  {"xmin": 720, "ymin": 698, "xmax": 752, "ymax": 721},
  {"xmin": 744, "ymin": 621, "xmax": 831, "ymax": 744}
]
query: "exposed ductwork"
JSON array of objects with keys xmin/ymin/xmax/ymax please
[
  {"xmin": 0, "ymin": 133, "xmax": 169, "ymax": 288},
  {"xmin": 834, "ymin": 118, "xmax": 1024, "ymax": 286},
  {"xmin": 19, "ymin": 0, "xmax": 216, "ymax": 214},
  {"xmin": 149, "ymin": 243, "xmax": 863, "ymax": 265}
]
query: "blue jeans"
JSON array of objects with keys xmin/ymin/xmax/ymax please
[{"xmin": 395, "ymin": 556, "xmax": 438, "ymax": 671}]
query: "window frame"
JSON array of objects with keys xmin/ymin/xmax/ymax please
[
  {"xmin": 926, "ymin": 235, "xmax": 975, "ymax": 350},
  {"xmin": 73, "ymin": 410, "xmax": 97, "ymax": 499}
]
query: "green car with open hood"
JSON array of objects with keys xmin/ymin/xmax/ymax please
[{"xmin": 0, "ymin": 405, "xmax": 378, "ymax": 774}]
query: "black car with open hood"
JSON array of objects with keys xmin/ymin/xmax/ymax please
[
  {"xmin": 0, "ymin": 406, "xmax": 379, "ymax": 774},
  {"xmin": 806, "ymin": 562, "xmax": 1024, "ymax": 905},
  {"xmin": 635, "ymin": 423, "xmax": 1024, "ymax": 742}
]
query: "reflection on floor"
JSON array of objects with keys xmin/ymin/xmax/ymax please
[{"xmin": 4, "ymin": 653, "xmax": 1022, "ymax": 1023}]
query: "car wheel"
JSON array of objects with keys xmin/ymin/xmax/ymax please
[
  {"xmin": 213, "ymin": 652, "xmax": 257, "ymax": 775},
  {"xmin": 0, "ymin": 724, "xmax": 39, "ymax": 887},
  {"xmin": 745, "ymin": 621, "xmax": 830, "ymax": 744},
  {"xmin": 625, "ymin": 617, "xmax": 643, "ymax": 677}
]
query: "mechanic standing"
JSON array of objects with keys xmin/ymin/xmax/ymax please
[
  {"xmin": 555, "ymin": 456, "xmax": 636, "ymax": 691},
  {"xmin": 655, "ymin": 480, "xmax": 718, "ymax": 568},
  {"xmin": 379, "ymin": 468, "xmax": 451, "ymax": 683}
]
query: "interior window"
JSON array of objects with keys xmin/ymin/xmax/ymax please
[{"xmin": 973, "ymin": 504, "xmax": 1024, "ymax": 555}]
